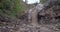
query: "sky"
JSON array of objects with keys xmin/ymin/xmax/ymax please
[{"xmin": 23, "ymin": 0, "xmax": 40, "ymax": 4}]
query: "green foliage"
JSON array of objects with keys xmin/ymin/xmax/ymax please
[
  {"xmin": 40, "ymin": 0, "xmax": 46, "ymax": 4},
  {"xmin": 0, "ymin": 0, "xmax": 25, "ymax": 17}
]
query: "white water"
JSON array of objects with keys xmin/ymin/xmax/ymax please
[
  {"xmin": 23, "ymin": 0, "xmax": 40, "ymax": 4},
  {"xmin": 28, "ymin": 3, "xmax": 44, "ymax": 22}
]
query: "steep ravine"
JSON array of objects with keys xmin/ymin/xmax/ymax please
[
  {"xmin": 16, "ymin": 3, "xmax": 60, "ymax": 32},
  {"xmin": 0, "ymin": 0, "xmax": 60, "ymax": 32}
]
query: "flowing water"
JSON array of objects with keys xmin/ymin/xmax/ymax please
[{"xmin": 16, "ymin": 2, "xmax": 60, "ymax": 32}]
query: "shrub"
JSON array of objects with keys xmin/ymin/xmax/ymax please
[{"xmin": 0, "ymin": 0, "xmax": 25, "ymax": 17}]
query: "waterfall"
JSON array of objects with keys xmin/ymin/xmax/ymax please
[{"xmin": 27, "ymin": 3, "xmax": 44, "ymax": 25}]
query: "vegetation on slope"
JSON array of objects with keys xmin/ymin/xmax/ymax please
[
  {"xmin": 0, "ymin": 0, "xmax": 26, "ymax": 17},
  {"xmin": 40, "ymin": 0, "xmax": 47, "ymax": 4}
]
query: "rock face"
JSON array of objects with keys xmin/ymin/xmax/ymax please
[{"xmin": 38, "ymin": 0, "xmax": 60, "ymax": 24}]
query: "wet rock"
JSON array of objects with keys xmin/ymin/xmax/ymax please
[
  {"xmin": 38, "ymin": 3, "xmax": 60, "ymax": 24},
  {"xmin": 0, "ymin": 28, "xmax": 9, "ymax": 32}
]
